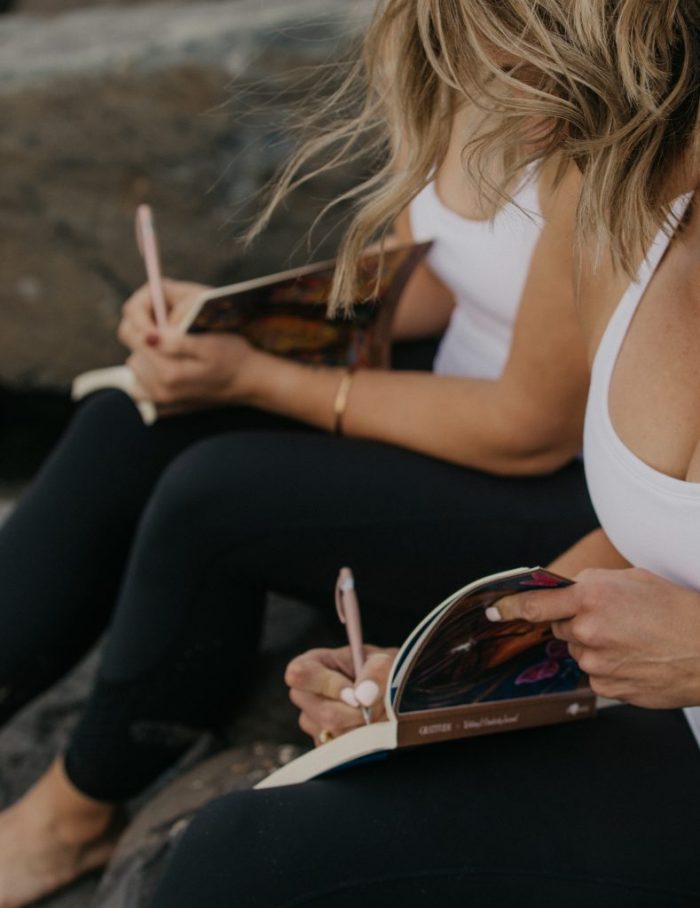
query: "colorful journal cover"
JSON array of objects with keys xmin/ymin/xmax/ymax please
[{"xmin": 180, "ymin": 242, "xmax": 432, "ymax": 369}]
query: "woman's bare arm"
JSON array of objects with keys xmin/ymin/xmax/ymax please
[{"xmin": 240, "ymin": 168, "xmax": 588, "ymax": 475}]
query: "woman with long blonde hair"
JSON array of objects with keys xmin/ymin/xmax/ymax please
[{"xmin": 149, "ymin": 1, "xmax": 700, "ymax": 904}]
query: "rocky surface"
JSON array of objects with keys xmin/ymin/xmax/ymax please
[
  {"xmin": 92, "ymin": 743, "xmax": 304, "ymax": 908},
  {"xmin": 0, "ymin": 0, "xmax": 373, "ymax": 390},
  {"xmin": 0, "ymin": 575, "xmax": 336, "ymax": 907}
]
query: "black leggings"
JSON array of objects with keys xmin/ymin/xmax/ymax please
[
  {"xmin": 0, "ymin": 352, "xmax": 597, "ymax": 800},
  {"xmin": 150, "ymin": 705, "xmax": 700, "ymax": 907}
]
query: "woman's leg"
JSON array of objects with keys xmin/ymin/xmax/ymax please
[
  {"xmin": 0, "ymin": 391, "xmax": 301, "ymax": 726},
  {"xmin": 63, "ymin": 428, "xmax": 596, "ymax": 803},
  {"xmin": 0, "ymin": 403, "xmax": 311, "ymax": 908},
  {"xmin": 0, "ymin": 336, "xmax": 434, "ymax": 724},
  {"xmin": 151, "ymin": 706, "xmax": 700, "ymax": 907},
  {"xmin": 0, "ymin": 343, "xmax": 437, "ymax": 907},
  {"xmin": 0, "ymin": 341, "xmax": 431, "ymax": 725}
]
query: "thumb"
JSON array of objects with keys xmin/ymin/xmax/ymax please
[
  {"xmin": 353, "ymin": 652, "xmax": 393, "ymax": 709},
  {"xmin": 156, "ymin": 328, "xmax": 199, "ymax": 358}
]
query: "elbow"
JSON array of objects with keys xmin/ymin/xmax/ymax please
[
  {"xmin": 475, "ymin": 428, "xmax": 582, "ymax": 477},
  {"xmin": 473, "ymin": 396, "xmax": 584, "ymax": 477},
  {"xmin": 489, "ymin": 443, "xmax": 581, "ymax": 477}
]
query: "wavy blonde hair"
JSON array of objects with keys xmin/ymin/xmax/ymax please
[{"xmin": 249, "ymin": 0, "xmax": 700, "ymax": 310}]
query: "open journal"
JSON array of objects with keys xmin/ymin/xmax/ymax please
[
  {"xmin": 257, "ymin": 567, "xmax": 596, "ymax": 789},
  {"xmin": 72, "ymin": 241, "xmax": 431, "ymax": 424}
]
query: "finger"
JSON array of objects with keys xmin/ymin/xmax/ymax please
[
  {"xmin": 123, "ymin": 280, "xmax": 208, "ymax": 332},
  {"xmin": 564, "ymin": 644, "xmax": 621, "ymax": 686},
  {"xmin": 353, "ymin": 652, "xmax": 393, "ymax": 711},
  {"xmin": 123, "ymin": 282, "xmax": 154, "ymax": 316},
  {"xmin": 156, "ymin": 328, "xmax": 202, "ymax": 359},
  {"xmin": 285, "ymin": 652, "xmax": 354, "ymax": 700},
  {"xmin": 325, "ymin": 645, "xmax": 367, "ymax": 679},
  {"xmin": 119, "ymin": 293, "xmax": 159, "ymax": 351},
  {"xmin": 588, "ymin": 675, "xmax": 629, "ymax": 701},
  {"xmin": 118, "ymin": 317, "xmax": 143, "ymax": 352},
  {"xmin": 354, "ymin": 651, "xmax": 394, "ymax": 686},
  {"xmin": 298, "ymin": 711, "xmax": 321, "ymax": 743},
  {"xmin": 486, "ymin": 586, "xmax": 581, "ymax": 625},
  {"xmin": 565, "ymin": 640, "xmax": 584, "ymax": 664},
  {"xmin": 362, "ymin": 644, "xmax": 398, "ymax": 658},
  {"xmin": 118, "ymin": 311, "xmax": 154, "ymax": 349},
  {"xmin": 123, "ymin": 284, "xmax": 158, "ymax": 322},
  {"xmin": 289, "ymin": 689, "xmax": 362, "ymax": 736},
  {"xmin": 551, "ymin": 618, "xmax": 577, "ymax": 643},
  {"xmin": 127, "ymin": 350, "xmax": 184, "ymax": 402}
]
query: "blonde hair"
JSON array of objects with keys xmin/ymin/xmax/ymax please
[{"xmin": 249, "ymin": 0, "xmax": 700, "ymax": 309}]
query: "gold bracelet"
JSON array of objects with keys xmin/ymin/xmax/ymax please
[{"xmin": 333, "ymin": 369, "xmax": 355, "ymax": 436}]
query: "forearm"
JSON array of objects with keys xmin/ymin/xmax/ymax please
[
  {"xmin": 241, "ymin": 352, "xmax": 579, "ymax": 474},
  {"xmin": 548, "ymin": 528, "xmax": 632, "ymax": 577}
]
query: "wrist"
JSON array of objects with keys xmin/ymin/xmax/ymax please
[
  {"xmin": 332, "ymin": 368, "xmax": 356, "ymax": 436},
  {"xmin": 231, "ymin": 347, "xmax": 275, "ymax": 405},
  {"xmin": 228, "ymin": 349, "xmax": 350, "ymax": 432}
]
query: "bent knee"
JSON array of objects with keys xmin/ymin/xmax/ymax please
[
  {"xmin": 146, "ymin": 434, "xmax": 276, "ymax": 532},
  {"xmin": 170, "ymin": 790, "xmax": 264, "ymax": 871},
  {"xmin": 72, "ymin": 389, "xmax": 143, "ymax": 438}
]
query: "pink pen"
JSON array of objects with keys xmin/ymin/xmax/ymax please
[
  {"xmin": 135, "ymin": 204, "xmax": 168, "ymax": 333},
  {"xmin": 335, "ymin": 567, "xmax": 372, "ymax": 725}
]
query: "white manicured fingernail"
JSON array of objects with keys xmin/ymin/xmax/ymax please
[
  {"xmin": 340, "ymin": 687, "xmax": 360, "ymax": 708},
  {"xmin": 485, "ymin": 606, "xmax": 502, "ymax": 622},
  {"xmin": 354, "ymin": 680, "xmax": 379, "ymax": 707}
]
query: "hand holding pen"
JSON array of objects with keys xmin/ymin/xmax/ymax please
[{"xmin": 284, "ymin": 569, "xmax": 396, "ymax": 745}]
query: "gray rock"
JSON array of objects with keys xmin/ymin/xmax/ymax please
[
  {"xmin": 92, "ymin": 743, "xmax": 303, "ymax": 908},
  {"xmin": 0, "ymin": 0, "xmax": 373, "ymax": 389}
]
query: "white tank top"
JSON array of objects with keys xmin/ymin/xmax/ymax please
[
  {"xmin": 583, "ymin": 193, "xmax": 700, "ymax": 745},
  {"xmin": 409, "ymin": 171, "xmax": 543, "ymax": 378}
]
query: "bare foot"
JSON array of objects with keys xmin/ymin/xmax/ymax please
[{"xmin": 0, "ymin": 757, "xmax": 123, "ymax": 908}]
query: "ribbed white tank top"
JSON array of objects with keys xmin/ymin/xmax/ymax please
[
  {"xmin": 583, "ymin": 193, "xmax": 700, "ymax": 745},
  {"xmin": 408, "ymin": 171, "xmax": 543, "ymax": 379}
]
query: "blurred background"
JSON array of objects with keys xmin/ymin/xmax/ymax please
[{"xmin": 0, "ymin": 0, "xmax": 373, "ymax": 496}]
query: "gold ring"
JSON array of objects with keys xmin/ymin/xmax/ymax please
[{"xmin": 318, "ymin": 729, "xmax": 334, "ymax": 744}]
